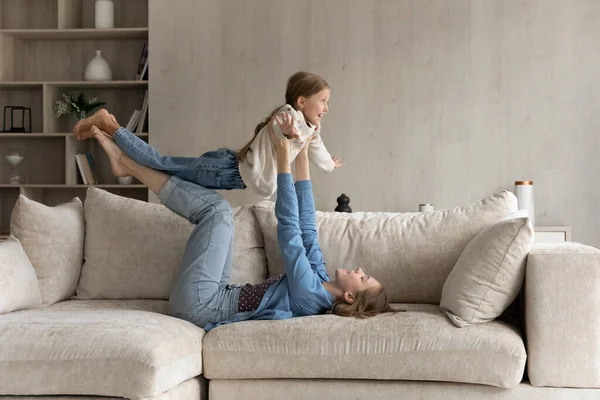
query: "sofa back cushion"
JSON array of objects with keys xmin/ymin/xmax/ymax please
[
  {"xmin": 76, "ymin": 188, "xmax": 266, "ymax": 300},
  {"xmin": 253, "ymin": 191, "xmax": 517, "ymax": 304},
  {"xmin": 10, "ymin": 195, "xmax": 84, "ymax": 305}
]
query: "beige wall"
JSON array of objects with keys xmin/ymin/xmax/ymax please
[{"xmin": 148, "ymin": 0, "xmax": 600, "ymax": 247}]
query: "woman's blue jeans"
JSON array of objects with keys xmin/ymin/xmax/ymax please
[{"xmin": 158, "ymin": 175, "xmax": 242, "ymax": 329}]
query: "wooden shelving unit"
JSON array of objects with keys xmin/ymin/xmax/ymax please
[{"xmin": 0, "ymin": 0, "xmax": 150, "ymax": 237}]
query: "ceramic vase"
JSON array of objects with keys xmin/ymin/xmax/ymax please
[{"xmin": 84, "ymin": 50, "xmax": 112, "ymax": 81}]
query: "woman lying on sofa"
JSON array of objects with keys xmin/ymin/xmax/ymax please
[{"xmin": 85, "ymin": 113, "xmax": 391, "ymax": 331}]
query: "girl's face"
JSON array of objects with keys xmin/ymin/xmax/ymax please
[{"xmin": 297, "ymin": 88, "xmax": 330, "ymax": 126}]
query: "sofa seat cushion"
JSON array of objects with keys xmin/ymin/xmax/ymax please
[
  {"xmin": 203, "ymin": 304, "xmax": 526, "ymax": 388},
  {"xmin": 0, "ymin": 300, "xmax": 204, "ymax": 399}
]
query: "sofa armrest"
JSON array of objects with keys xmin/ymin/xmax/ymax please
[{"xmin": 525, "ymin": 242, "xmax": 600, "ymax": 388}]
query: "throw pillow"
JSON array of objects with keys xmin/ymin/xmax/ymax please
[
  {"xmin": 0, "ymin": 236, "xmax": 42, "ymax": 314},
  {"xmin": 10, "ymin": 195, "xmax": 84, "ymax": 305},
  {"xmin": 440, "ymin": 211, "xmax": 534, "ymax": 327}
]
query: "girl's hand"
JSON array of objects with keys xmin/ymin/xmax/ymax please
[
  {"xmin": 275, "ymin": 112, "xmax": 301, "ymax": 141},
  {"xmin": 267, "ymin": 125, "xmax": 290, "ymax": 151},
  {"xmin": 332, "ymin": 156, "xmax": 345, "ymax": 168}
]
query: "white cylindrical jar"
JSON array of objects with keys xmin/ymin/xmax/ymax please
[
  {"xmin": 419, "ymin": 203, "xmax": 434, "ymax": 212},
  {"xmin": 95, "ymin": 0, "xmax": 114, "ymax": 29},
  {"xmin": 514, "ymin": 181, "xmax": 535, "ymax": 226}
]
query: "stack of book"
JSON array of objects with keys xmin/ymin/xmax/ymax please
[
  {"xmin": 75, "ymin": 153, "xmax": 100, "ymax": 185},
  {"xmin": 122, "ymin": 44, "xmax": 149, "ymax": 134},
  {"xmin": 136, "ymin": 44, "xmax": 148, "ymax": 81},
  {"xmin": 124, "ymin": 89, "xmax": 149, "ymax": 133}
]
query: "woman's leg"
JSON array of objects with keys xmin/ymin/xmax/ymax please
[
  {"xmin": 94, "ymin": 129, "xmax": 234, "ymax": 319},
  {"xmin": 76, "ymin": 110, "xmax": 245, "ymax": 190}
]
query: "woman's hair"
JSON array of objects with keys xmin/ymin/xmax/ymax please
[
  {"xmin": 237, "ymin": 71, "xmax": 330, "ymax": 162},
  {"xmin": 332, "ymin": 285, "xmax": 393, "ymax": 319}
]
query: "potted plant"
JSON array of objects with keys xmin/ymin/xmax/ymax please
[{"xmin": 54, "ymin": 92, "xmax": 106, "ymax": 121}]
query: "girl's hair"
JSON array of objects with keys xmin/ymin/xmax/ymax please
[
  {"xmin": 237, "ymin": 71, "xmax": 330, "ymax": 162},
  {"xmin": 332, "ymin": 286, "xmax": 394, "ymax": 319}
]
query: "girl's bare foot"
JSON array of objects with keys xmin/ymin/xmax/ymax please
[
  {"xmin": 74, "ymin": 109, "xmax": 114, "ymax": 140},
  {"xmin": 91, "ymin": 126, "xmax": 130, "ymax": 177}
]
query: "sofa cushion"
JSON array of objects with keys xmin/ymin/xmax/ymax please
[
  {"xmin": 10, "ymin": 195, "xmax": 84, "ymax": 305},
  {"xmin": 253, "ymin": 191, "xmax": 517, "ymax": 303},
  {"xmin": 441, "ymin": 211, "xmax": 534, "ymax": 327},
  {"xmin": 203, "ymin": 303, "xmax": 526, "ymax": 388},
  {"xmin": 76, "ymin": 188, "xmax": 266, "ymax": 300},
  {"xmin": 0, "ymin": 377, "xmax": 206, "ymax": 400},
  {"xmin": 0, "ymin": 236, "xmax": 42, "ymax": 314},
  {"xmin": 0, "ymin": 300, "xmax": 204, "ymax": 399}
]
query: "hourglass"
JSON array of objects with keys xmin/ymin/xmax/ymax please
[{"xmin": 6, "ymin": 151, "xmax": 24, "ymax": 184}]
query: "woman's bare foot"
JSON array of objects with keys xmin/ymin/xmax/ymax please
[
  {"xmin": 74, "ymin": 109, "xmax": 116, "ymax": 140},
  {"xmin": 91, "ymin": 126, "xmax": 131, "ymax": 178}
]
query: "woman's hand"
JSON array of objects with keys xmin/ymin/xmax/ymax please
[
  {"xmin": 267, "ymin": 124, "xmax": 290, "ymax": 152},
  {"xmin": 276, "ymin": 112, "xmax": 301, "ymax": 141},
  {"xmin": 267, "ymin": 125, "xmax": 292, "ymax": 174},
  {"xmin": 295, "ymin": 143, "xmax": 310, "ymax": 181}
]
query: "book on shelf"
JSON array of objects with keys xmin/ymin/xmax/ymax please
[
  {"xmin": 137, "ymin": 89, "xmax": 149, "ymax": 133},
  {"xmin": 136, "ymin": 43, "xmax": 149, "ymax": 81},
  {"xmin": 125, "ymin": 109, "xmax": 141, "ymax": 131},
  {"xmin": 75, "ymin": 154, "xmax": 88, "ymax": 185},
  {"xmin": 75, "ymin": 153, "xmax": 99, "ymax": 185},
  {"xmin": 85, "ymin": 153, "xmax": 101, "ymax": 185}
]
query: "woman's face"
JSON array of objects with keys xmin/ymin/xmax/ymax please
[{"xmin": 335, "ymin": 268, "xmax": 380, "ymax": 296}]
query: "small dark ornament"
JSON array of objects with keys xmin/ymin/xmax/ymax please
[
  {"xmin": 335, "ymin": 193, "xmax": 352, "ymax": 213},
  {"xmin": 2, "ymin": 106, "xmax": 32, "ymax": 133}
]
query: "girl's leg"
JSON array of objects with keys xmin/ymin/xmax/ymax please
[
  {"xmin": 92, "ymin": 127, "xmax": 168, "ymax": 194},
  {"xmin": 76, "ymin": 109, "xmax": 245, "ymax": 190},
  {"xmin": 94, "ymin": 130, "xmax": 233, "ymax": 317}
]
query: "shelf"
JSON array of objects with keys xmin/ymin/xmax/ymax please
[
  {"xmin": 0, "ymin": 133, "xmax": 148, "ymax": 138},
  {"xmin": 0, "ymin": 82, "xmax": 44, "ymax": 90},
  {"xmin": 0, "ymin": 235, "xmax": 9, "ymax": 240},
  {"xmin": 0, "ymin": 133, "xmax": 72, "ymax": 137},
  {"xmin": 49, "ymin": 81, "xmax": 148, "ymax": 89},
  {"xmin": 0, "ymin": 28, "xmax": 148, "ymax": 40},
  {"xmin": 0, "ymin": 81, "xmax": 147, "ymax": 89},
  {"xmin": 0, "ymin": 184, "xmax": 146, "ymax": 189}
]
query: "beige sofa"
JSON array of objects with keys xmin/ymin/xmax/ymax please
[{"xmin": 1, "ymin": 187, "xmax": 599, "ymax": 400}]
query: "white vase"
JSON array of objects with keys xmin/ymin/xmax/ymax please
[
  {"xmin": 514, "ymin": 181, "xmax": 535, "ymax": 226},
  {"xmin": 84, "ymin": 50, "xmax": 112, "ymax": 81},
  {"xmin": 95, "ymin": 0, "xmax": 114, "ymax": 29},
  {"xmin": 118, "ymin": 176, "xmax": 133, "ymax": 185}
]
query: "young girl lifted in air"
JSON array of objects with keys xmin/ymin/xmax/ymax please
[{"xmin": 73, "ymin": 71, "xmax": 344, "ymax": 198}]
